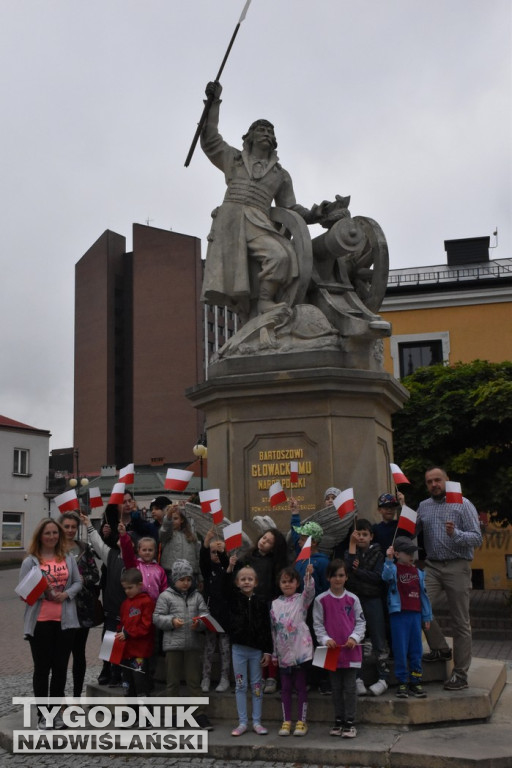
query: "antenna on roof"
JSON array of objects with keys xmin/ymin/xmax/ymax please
[{"xmin": 490, "ymin": 227, "xmax": 498, "ymax": 249}]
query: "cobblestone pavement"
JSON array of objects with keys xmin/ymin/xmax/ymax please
[{"xmin": 1, "ymin": 566, "xmax": 510, "ymax": 767}]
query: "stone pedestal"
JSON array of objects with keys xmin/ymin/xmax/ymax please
[{"xmin": 187, "ymin": 352, "xmax": 408, "ymax": 535}]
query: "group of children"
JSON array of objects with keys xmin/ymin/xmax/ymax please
[{"xmin": 80, "ymin": 489, "xmax": 431, "ymax": 739}]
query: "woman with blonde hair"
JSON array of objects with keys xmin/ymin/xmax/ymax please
[{"xmin": 18, "ymin": 517, "xmax": 82, "ymax": 729}]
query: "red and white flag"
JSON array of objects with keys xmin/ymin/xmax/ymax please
[
  {"xmin": 312, "ymin": 645, "xmax": 341, "ymax": 671},
  {"xmin": 209, "ymin": 500, "xmax": 224, "ymax": 525},
  {"xmin": 89, "ymin": 487, "xmax": 104, "ymax": 509},
  {"xmin": 99, "ymin": 630, "xmax": 124, "ymax": 665},
  {"xmin": 445, "ymin": 481, "xmax": 463, "ymax": 504},
  {"xmin": 269, "ymin": 481, "xmax": 287, "ymax": 507},
  {"xmin": 119, "ymin": 463, "xmax": 135, "ymax": 484},
  {"xmin": 296, "ymin": 535, "xmax": 312, "ymax": 562},
  {"xmin": 397, "ymin": 505, "xmax": 417, "ymax": 535},
  {"xmin": 15, "ymin": 567, "xmax": 48, "ymax": 605},
  {"xmin": 390, "ymin": 463, "xmax": 410, "ymax": 485},
  {"xmin": 290, "ymin": 461, "xmax": 299, "ymax": 484},
  {"xmin": 199, "ymin": 488, "xmax": 220, "ymax": 513},
  {"xmin": 54, "ymin": 489, "xmax": 79, "ymax": 514},
  {"xmin": 194, "ymin": 614, "xmax": 225, "ymax": 633},
  {"xmin": 109, "ymin": 482, "xmax": 125, "ymax": 505},
  {"xmin": 164, "ymin": 468, "xmax": 193, "ymax": 492},
  {"xmin": 333, "ymin": 488, "xmax": 355, "ymax": 519},
  {"xmin": 223, "ymin": 520, "xmax": 242, "ymax": 552}
]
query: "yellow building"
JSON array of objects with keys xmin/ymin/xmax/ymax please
[
  {"xmin": 380, "ymin": 236, "xmax": 512, "ymax": 379},
  {"xmin": 380, "ymin": 235, "xmax": 512, "ymax": 590}
]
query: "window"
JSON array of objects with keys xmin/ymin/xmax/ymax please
[
  {"xmin": 2, "ymin": 512, "xmax": 23, "ymax": 549},
  {"xmin": 13, "ymin": 448, "xmax": 30, "ymax": 476},
  {"xmin": 390, "ymin": 332, "xmax": 450, "ymax": 380},
  {"xmin": 399, "ymin": 340, "xmax": 443, "ymax": 377}
]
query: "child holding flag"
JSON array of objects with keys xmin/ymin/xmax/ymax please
[
  {"xmin": 270, "ymin": 564, "xmax": 315, "ymax": 737},
  {"xmin": 313, "ymin": 559, "xmax": 366, "ymax": 738},
  {"xmin": 116, "ymin": 568, "xmax": 155, "ymax": 699},
  {"xmin": 153, "ymin": 558, "xmax": 212, "ymax": 730},
  {"xmin": 382, "ymin": 538, "xmax": 432, "ymax": 698}
]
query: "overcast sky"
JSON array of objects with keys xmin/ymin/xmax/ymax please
[{"xmin": 1, "ymin": 0, "xmax": 510, "ymax": 450}]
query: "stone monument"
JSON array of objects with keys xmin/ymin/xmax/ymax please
[{"xmin": 187, "ymin": 81, "xmax": 408, "ymax": 532}]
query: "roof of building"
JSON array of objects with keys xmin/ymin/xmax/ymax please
[
  {"xmin": 387, "ymin": 257, "xmax": 512, "ymax": 293},
  {"xmin": 0, "ymin": 414, "xmax": 50, "ymax": 435}
]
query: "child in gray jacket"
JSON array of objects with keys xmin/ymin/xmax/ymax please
[{"xmin": 153, "ymin": 559, "xmax": 212, "ymax": 730}]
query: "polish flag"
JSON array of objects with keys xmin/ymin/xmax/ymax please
[
  {"xmin": 89, "ymin": 487, "xmax": 104, "ymax": 509},
  {"xmin": 109, "ymin": 483, "xmax": 125, "ymax": 505},
  {"xmin": 312, "ymin": 645, "xmax": 341, "ymax": 671},
  {"xmin": 290, "ymin": 461, "xmax": 299, "ymax": 484},
  {"xmin": 390, "ymin": 463, "xmax": 410, "ymax": 485},
  {"xmin": 15, "ymin": 567, "xmax": 49, "ymax": 606},
  {"xmin": 99, "ymin": 630, "xmax": 124, "ymax": 665},
  {"xmin": 445, "ymin": 481, "xmax": 463, "ymax": 504},
  {"xmin": 397, "ymin": 505, "xmax": 417, "ymax": 535},
  {"xmin": 194, "ymin": 614, "xmax": 225, "ymax": 633},
  {"xmin": 296, "ymin": 535, "xmax": 312, "ymax": 562},
  {"xmin": 269, "ymin": 481, "xmax": 287, "ymax": 507},
  {"xmin": 223, "ymin": 520, "xmax": 242, "ymax": 552},
  {"xmin": 209, "ymin": 500, "xmax": 224, "ymax": 525},
  {"xmin": 54, "ymin": 489, "xmax": 79, "ymax": 514},
  {"xmin": 333, "ymin": 488, "xmax": 355, "ymax": 518},
  {"xmin": 164, "ymin": 468, "xmax": 193, "ymax": 492},
  {"xmin": 119, "ymin": 463, "xmax": 135, "ymax": 484},
  {"xmin": 199, "ymin": 488, "xmax": 220, "ymax": 513}
]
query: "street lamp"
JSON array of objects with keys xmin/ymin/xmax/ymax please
[{"xmin": 192, "ymin": 438, "xmax": 208, "ymax": 492}]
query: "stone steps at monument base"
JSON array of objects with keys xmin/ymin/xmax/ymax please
[{"xmin": 85, "ymin": 656, "xmax": 507, "ymax": 727}]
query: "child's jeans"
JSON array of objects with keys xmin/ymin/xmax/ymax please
[
  {"xmin": 232, "ymin": 643, "xmax": 264, "ymax": 725},
  {"xmin": 329, "ymin": 667, "xmax": 357, "ymax": 725},
  {"xmin": 389, "ymin": 611, "xmax": 423, "ymax": 683}
]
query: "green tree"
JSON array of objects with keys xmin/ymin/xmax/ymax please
[{"xmin": 392, "ymin": 360, "xmax": 512, "ymax": 524}]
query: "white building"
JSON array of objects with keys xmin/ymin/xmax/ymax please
[{"xmin": 0, "ymin": 415, "xmax": 51, "ymax": 562}]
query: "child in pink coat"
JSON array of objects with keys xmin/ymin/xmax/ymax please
[
  {"xmin": 118, "ymin": 523, "xmax": 167, "ymax": 601},
  {"xmin": 270, "ymin": 564, "xmax": 315, "ymax": 737}
]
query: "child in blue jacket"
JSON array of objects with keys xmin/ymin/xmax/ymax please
[{"xmin": 382, "ymin": 537, "xmax": 432, "ymax": 698}]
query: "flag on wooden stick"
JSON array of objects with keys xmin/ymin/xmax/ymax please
[
  {"xmin": 223, "ymin": 520, "xmax": 242, "ymax": 552},
  {"xmin": 333, "ymin": 488, "xmax": 355, "ymax": 519},
  {"xmin": 445, "ymin": 481, "xmax": 463, "ymax": 504},
  {"xmin": 312, "ymin": 645, "xmax": 340, "ymax": 671},
  {"xmin": 54, "ymin": 489, "xmax": 79, "ymax": 514},
  {"xmin": 164, "ymin": 468, "xmax": 193, "ymax": 492},
  {"xmin": 269, "ymin": 481, "xmax": 287, "ymax": 507},
  {"xmin": 390, "ymin": 463, "xmax": 410, "ymax": 485}
]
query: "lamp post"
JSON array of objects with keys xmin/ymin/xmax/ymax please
[
  {"xmin": 69, "ymin": 448, "xmax": 89, "ymax": 512},
  {"xmin": 192, "ymin": 438, "xmax": 208, "ymax": 492}
]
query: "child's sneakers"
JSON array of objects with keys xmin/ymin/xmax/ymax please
[
  {"xmin": 409, "ymin": 683, "xmax": 427, "ymax": 698},
  {"xmin": 293, "ymin": 721, "xmax": 308, "ymax": 737},
  {"xmin": 342, "ymin": 723, "xmax": 357, "ymax": 738},
  {"xmin": 263, "ymin": 678, "xmax": 277, "ymax": 694},
  {"xmin": 231, "ymin": 723, "xmax": 248, "ymax": 736},
  {"xmin": 215, "ymin": 677, "xmax": 230, "ymax": 692},
  {"xmin": 369, "ymin": 679, "xmax": 388, "ymax": 696},
  {"xmin": 396, "ymin": 683, "xmax": 409, "ymax": 698},
  {"xmin": 253, "ymin": 723, "xmax": 268, "ymax": 735},
  {"xmin": 278, "ymin": 720, "xmax": 291, "ymax": 736},
  {"xmin": 356, "ymin": 678, "xmax": 368, "ymax": 696},
  {"xmin": 329, "ymin": 718, "xmax": 343, "ymax": 736},
  {"xmin": 200, "ymin": 677, "xmax": 210, "ymax": 693}
]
